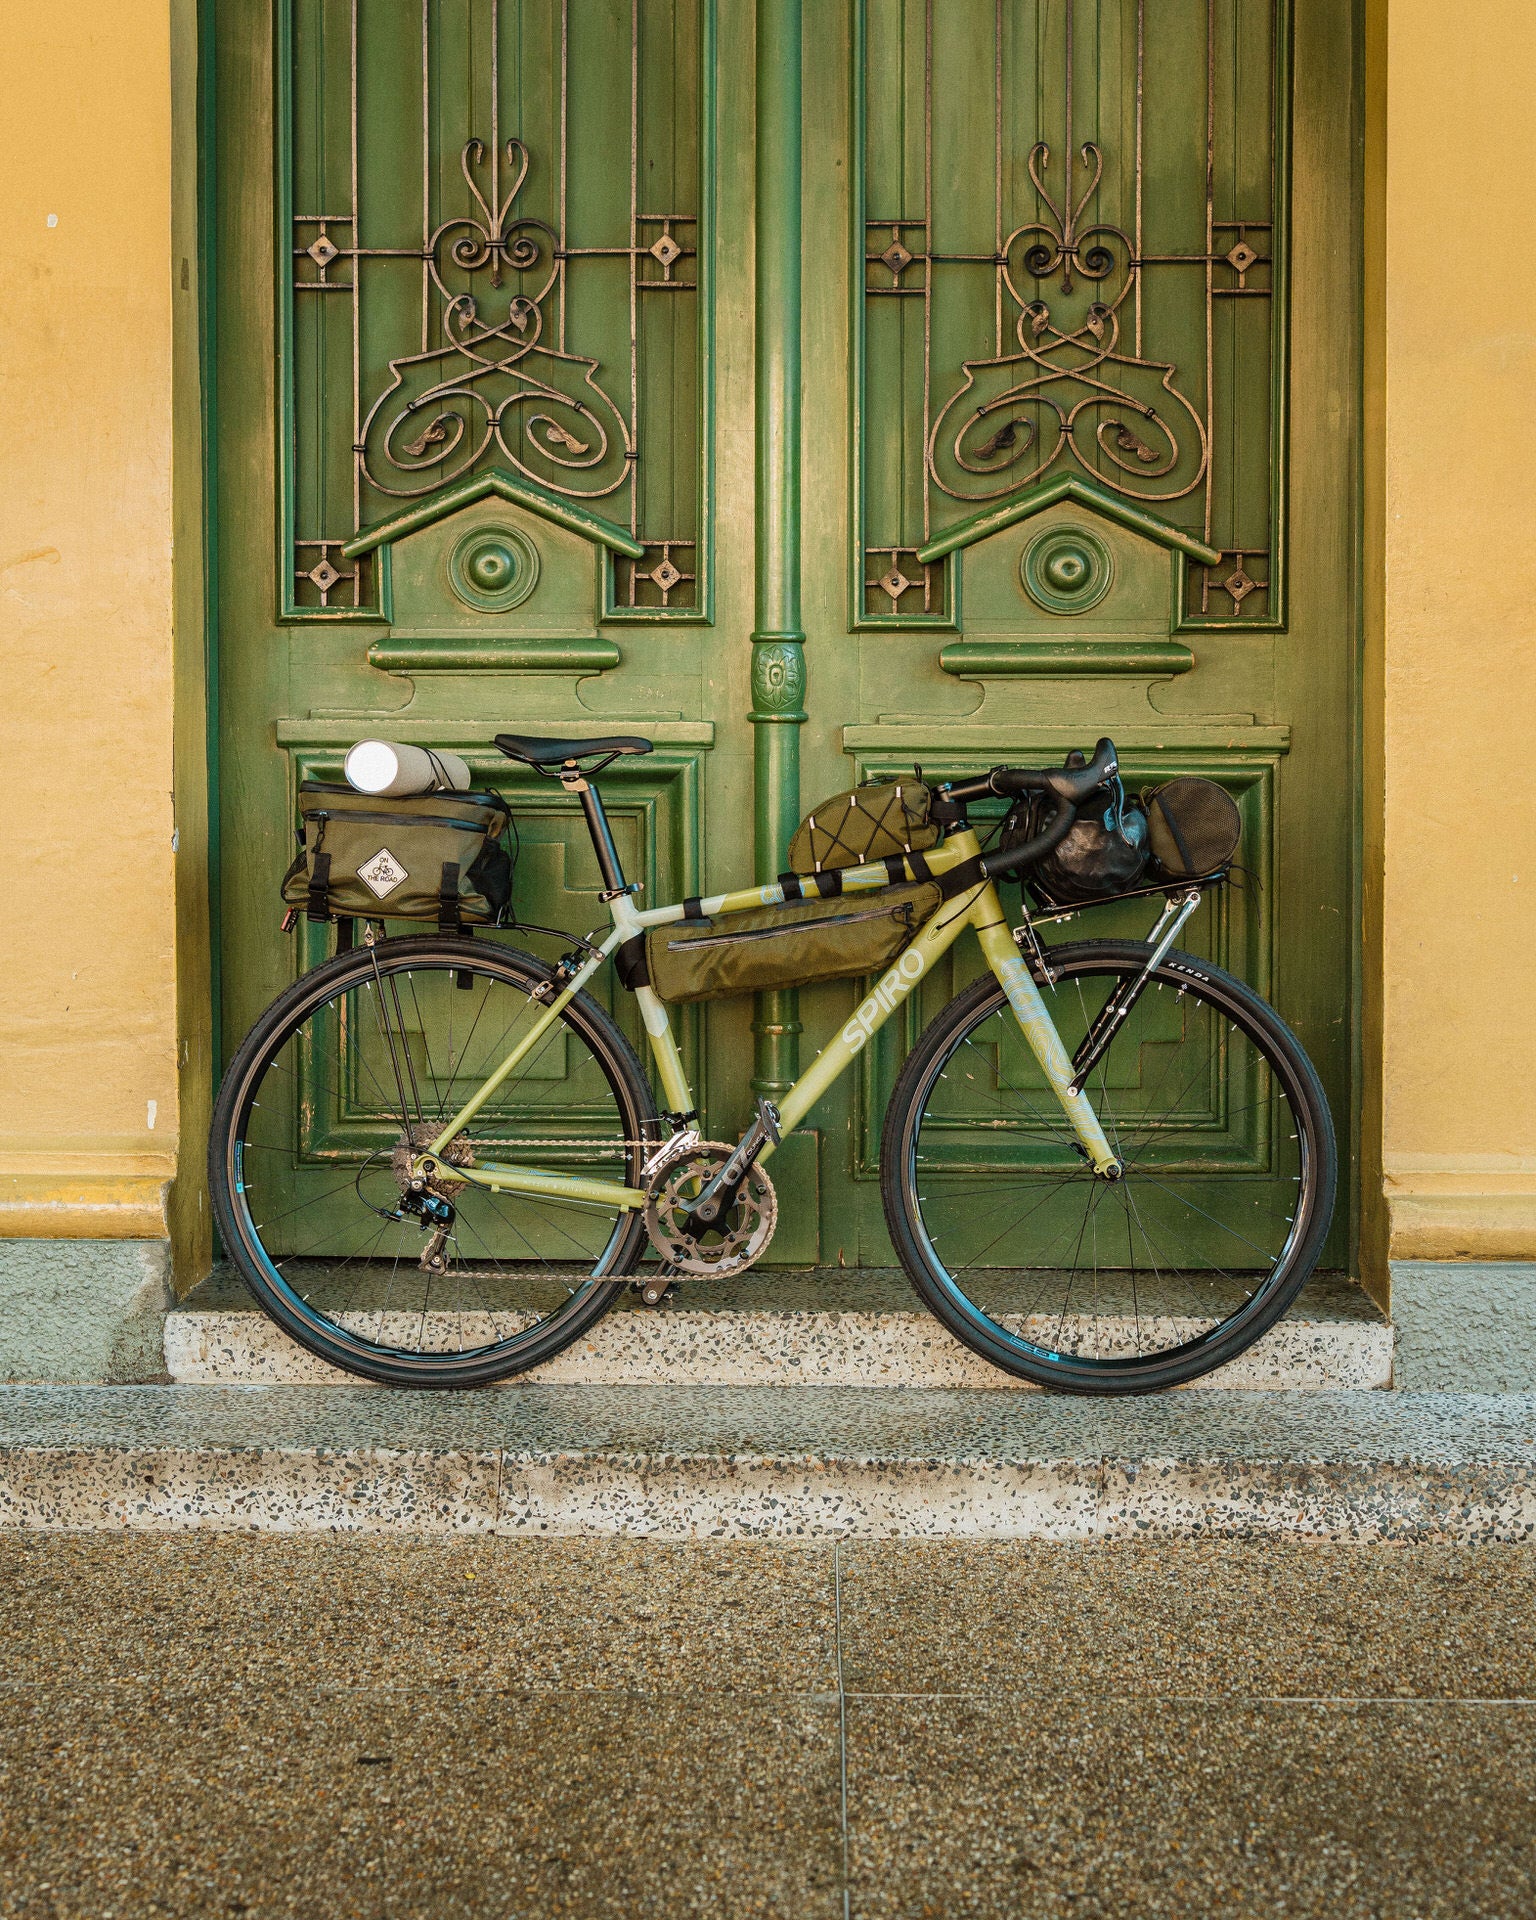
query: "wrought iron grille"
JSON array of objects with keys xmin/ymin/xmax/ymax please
[
  {"xmin": 283, "ymin": 0, "xmax": 708, "ymax": 619},
  {"xmin": 858, "ymin": 0, "xmax": 1287, "ymax": 628}
]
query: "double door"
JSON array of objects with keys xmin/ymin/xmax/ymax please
[{"xmin": 214, "ymin": 0, "xmax": 1361, "ymax": 1267}]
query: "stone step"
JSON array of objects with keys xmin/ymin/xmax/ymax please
[
  {"xmin": 0, "ymin": 1384, "xmax": 1529, "ymax": 1540},
  {"xmin": 166, "ymin": 1267, "xmax": 1394, "ymax": 1391}
]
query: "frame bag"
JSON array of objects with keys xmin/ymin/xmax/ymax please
[
  {"xmin": 640, "ymin": 881, "xmax": 941, "ymax": 1004},
  {"xmin": 280, "ymin": 781, "xmax": 513, "ymax": 930}
]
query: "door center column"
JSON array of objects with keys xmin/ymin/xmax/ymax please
[{"xmin": 749, "ymin": 0, "xmax": 806, "ymax": 1101}]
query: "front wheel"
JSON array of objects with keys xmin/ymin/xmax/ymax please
[
  {"xmin": 881, "ymin": 940, "xmax": 1337, "ymax": 1393},
  {"xmin": 209, "ymin": 936, "xmax": 659, "ymax": 1386}
]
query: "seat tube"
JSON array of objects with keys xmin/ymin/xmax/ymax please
[{"xmin": 564, "ymin": 772, "xmax": 627, "ymax": 894}]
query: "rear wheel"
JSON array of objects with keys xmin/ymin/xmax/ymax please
[
  {"xmin": 209, "ymin": 936, "xmax": 658, "ymax": 1386},
  {"xmin": 881, "ymin": 940, "xmax": 1336, "ymax": 1392}
]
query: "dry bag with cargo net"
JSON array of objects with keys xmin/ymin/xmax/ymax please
[
  {"xmin": 787, "ymin": 778, "xmax": 938, "ymax": 875},
  {"xmin": 634, "ymin": 881, "xmax": 941, "ymax": 1005},
  {"xmin": 1141, "ymin": 777, "xmax": 1242, "ymax": 881},
  {"xmin": 1002, "ymin": 772, "xmax": 1150, "ymax": 907},
  {"xmin": 280, "ymin": 781, "xmax": 513, "ymax": 930}
]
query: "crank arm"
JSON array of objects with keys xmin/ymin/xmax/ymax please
[{"xmin": 683, "ymin": 1099, "xmax": 780, "ymax": 1235}]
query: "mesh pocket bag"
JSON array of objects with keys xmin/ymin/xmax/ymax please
[
  {"xmin": 1142, "ymin": 777, "xmax": 1242, "ymax": 880},
  {"xmin": 280, "ymin": 782, "xmax": 513, "ymax": 929},
  {"xmin": 641, "ymin": 881, "xmax": 941, "ymax": 1004},
  {"xmin": 787, "ymin": 779, "xmax": 938, "ymax": 875}
]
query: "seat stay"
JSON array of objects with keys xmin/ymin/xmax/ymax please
[{"xmin": 424, "ymin": 927, "xmax": 624, "ymax": 1158}]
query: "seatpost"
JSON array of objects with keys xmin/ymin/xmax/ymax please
[{"xmin": 561, "ymin": 764, "xmax": 629, "ymax": 897}]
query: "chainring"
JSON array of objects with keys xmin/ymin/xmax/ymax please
[{"xmin": 643, "ymin": 1141, "xmax": 777, "ymax": 1278}]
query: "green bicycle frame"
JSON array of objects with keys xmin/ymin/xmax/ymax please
[{"xmin": 418, "ymin": 827, "xmax": 1120, "ymax": 1209}]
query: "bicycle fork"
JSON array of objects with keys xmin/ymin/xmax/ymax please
[{"xmin": 968, "ymin": 892, "xmax": 1124, "ymax": 1179}]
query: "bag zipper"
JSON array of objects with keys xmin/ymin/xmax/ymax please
[
  {"xmin": 667, "ymin": 902, "xmax": 912, "ymax": 950},
  {"xmin": 305, "ymin": 808, "xmax": 490, "ymax": 834}
]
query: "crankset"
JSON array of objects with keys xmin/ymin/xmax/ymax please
[{"xmin": 642, "ymin": 1140, "xmax": 777, "ymax": 1283}]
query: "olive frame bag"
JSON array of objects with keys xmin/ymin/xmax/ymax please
[
  {"xmin": 787, "ymin": 778, "xmax": 939, "ymax": 875},
  {"xmin": 640, "ymin": 881, "xmax": 942, "ymax": 1005},
  {"xmin": 280, "ymin": 781, "xmax": 514, "ymax": 930}
]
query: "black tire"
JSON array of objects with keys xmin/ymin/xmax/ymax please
[
  {"xmin": 880, "ymin": 940, "xmax": 1337, "ymax": 1393},
  {"xmin": 209, "ymin": 936, "xmax": 659, "ymax": 1386}
]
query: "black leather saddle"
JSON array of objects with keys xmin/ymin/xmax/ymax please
[{"xmin": 493, "ymin": 733, "xmax": 653, "ymax": 767}]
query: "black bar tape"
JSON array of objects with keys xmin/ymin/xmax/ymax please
[{"xmin": 682, "ymin": 896, "xmax": 706, "ymax": 920}]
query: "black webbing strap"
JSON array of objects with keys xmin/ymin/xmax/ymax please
[
  {"xmin": 682, "ymin": 895, "xmax": 706, "ymax": 920},
  {"xmin": 615, "ymin": 934, "xmax": 651, "ymax": 991},
  {"xmin": 438, "ymin": 861, "xmax": 462, "ymax": 934},
  {"xmin": 880, "ymin": 850, "xmax": 935, "ymax": 885},
  {"xmin": 778, "ymin": 868, "xmax": 853, "ymax": 899},
  {"xmin": 335, "ymin": 917, "xmax": 355, "ymax": 953},
  {"xmin": 1152, "ymin": 794, "xmax": 1197, "ymax": 876},
  {"xmin": 938, "ymin": 854, "xmax": 987, "ymax": 901},
  {"xmin": 306, "ymin": 851, "xmax": 332, "ymax": 924}
]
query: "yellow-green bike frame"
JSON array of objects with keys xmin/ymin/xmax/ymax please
[{"xmin": 407, "ymin": 827, "xmax": 1121, "ymax": 1212}]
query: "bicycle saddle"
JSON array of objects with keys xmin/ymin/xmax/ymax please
[{"xmin": 494, "ymin": 732, "xmax": 653, "ymax": 766}]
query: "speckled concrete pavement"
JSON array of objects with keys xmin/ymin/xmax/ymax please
[
  {"xmin": 4, "ymin": 1386, "xmax": 1536, "ymax": 1539},
  {"xmin": 2, "ymin": 1536, "xmax": 1534, "ymax": 1918}
]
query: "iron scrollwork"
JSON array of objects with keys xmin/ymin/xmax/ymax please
[
  {"xmin": 930, "ymin": 136, "xmax": 1207, "ymax": 509},
  {"xmin": 361, "ymin": 137, "xmax": 631, "ymax": 502},
  {"xmin": 286, "ymin": 0, "xmax": 705, "ymax": 619},
  {"xmin": 860, "ymin": 0, "xmax": 1284, "ymax": 626}
]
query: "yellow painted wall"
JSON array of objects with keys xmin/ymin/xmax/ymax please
[
  {"xmin": 0, "ymin": 4, "xmax": 182, "ymax": 1241},
  {"xmin": 1379, "ymin": 0, "xmax": 1536, "ymax": 1260}
]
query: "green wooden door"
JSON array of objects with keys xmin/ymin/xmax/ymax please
[{"xmin": 215, "ymin": 0, "xmax": 1361, "ymax": 1271}]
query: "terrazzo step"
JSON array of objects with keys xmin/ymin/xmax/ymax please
[
  {"xmin": 0, "ymin": 1385, "xmax": 1529, "ymax": 1540},
  {"xmin": 165, "ymin": 1267, "xmax": 1394, "ymax": 1391}
]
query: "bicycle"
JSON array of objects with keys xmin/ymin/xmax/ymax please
[{"xmin": 209, "ymin": 732, "xmax": 1336, "ymax": 1395}]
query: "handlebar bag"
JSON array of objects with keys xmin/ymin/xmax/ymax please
[
  {"xmin": 642, "ymin": 880, "xmax": 941, "ymax": 1004},
  {"xmin": 787, "ymin": 779, "xmax": 938, "ymax": 875},
  {"xmin": 1141, "ymin": 777, "xmax": 1242, "ymax": 880},
  {"xmin": 1004, "ymin": 777, "xmax": 1150, "ymax": 906},
  {"xmin": 280, "ymin": 781, "xmax": 513, "ymax": 930}
]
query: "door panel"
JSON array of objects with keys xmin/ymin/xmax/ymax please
[
  {"xmin": 802, "ymin": 0, "xmax": 1355, "ymax": 1266},
  {"xmin": 216, "ymin": 0, "xmax": 1359, "ymax": 1272}
]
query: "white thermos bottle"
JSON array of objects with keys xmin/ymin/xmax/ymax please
[{"xmin": 343, "ymin": 740, "xmax": 473, "ymax": 797}]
